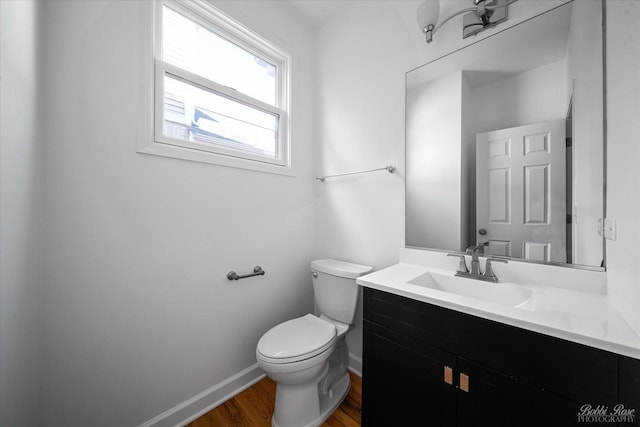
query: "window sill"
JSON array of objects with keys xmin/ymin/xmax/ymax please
[{"xmin": 137, "ymin": 141, "xmax": 295, "ymax": 177}]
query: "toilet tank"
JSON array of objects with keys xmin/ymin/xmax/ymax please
[{"xmin": 310, "ymin": 259, "xmax": 373, "ymax": 324}]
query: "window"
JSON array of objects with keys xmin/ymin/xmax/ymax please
[{"xmin": 142, "ymin": 0, "xmax": 291, "ymax": 174}]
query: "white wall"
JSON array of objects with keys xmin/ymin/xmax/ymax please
[
  {"xmin": 606, "ymin": 0, "xmax": 640, "ymax": 336},
  {"xmin": 39, "ymin": 1, "xmax": 316, "ymax": 425},
  {"xmin": 468, "ymin": 60, "xmax": 569, "ymax": 134},
  {"xmin": 406, "ymin": 71, "xmax": 464, "ymax": 250},
  {"xmin": 0, "ymin": 1, "xmax": 44, "ymax": 426},
  {"xmin": 314, "ymin": 0, "xmax": 412, "ymax": 362},
  {"xmin": 567, "ymin": 0, "xmax": 604, "ymax": 267}
]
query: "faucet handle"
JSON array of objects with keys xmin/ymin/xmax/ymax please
[
  {"xmin": 447, "ymin": 253, "xmax": 469, "ymax": 273},
  {"xmin": 466, "ymin": 242, "xmax": 489, "ymax": 255},
  {"xmin": 483, "ymin": 257, "xmax": 508, "ymax": 282},
  {"xmin": 477, "ymin": 241, "xmax": 490, "ymax": 255}
]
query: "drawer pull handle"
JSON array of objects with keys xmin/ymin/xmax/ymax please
[
  {"xmin": 444, "ymin": 366, "xmax": 453, "ymax": 385},
  {"xmin": 459, "ymin": 373, "xmax": 470, "ymax": 392}
]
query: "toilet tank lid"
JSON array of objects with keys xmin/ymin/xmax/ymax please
[{"xmin": 311, "ymin": 259, "xmax": 373, "ymax": 279}]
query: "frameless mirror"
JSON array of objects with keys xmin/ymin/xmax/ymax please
[{"xmin": 405, "ymin": 0, "xmax": 605, "ymax": 269}]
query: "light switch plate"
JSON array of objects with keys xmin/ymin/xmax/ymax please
[{"xmin": 604, "ymin": 218, "xmax": 616, "ymax": 241}]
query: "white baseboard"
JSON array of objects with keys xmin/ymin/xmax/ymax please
[
  {"xmin": 138, "ymin": 364, "xmax": 265, "ymax": 427},
  {"xmin": 348, "ymin": 352, "xmax": 362, "ymax": 377}
]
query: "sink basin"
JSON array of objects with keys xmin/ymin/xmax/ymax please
[{"xmin": 408, "ymin": 271, "xmax": 532, "ymax": 308}]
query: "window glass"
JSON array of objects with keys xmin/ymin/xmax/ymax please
[
  {"xmin": 163, "ymin": 75, "xmax": 278, "ymax": 158},
  {"xmin": 163, "ymin": 5, "xmax": 276, "ymax": 106}
]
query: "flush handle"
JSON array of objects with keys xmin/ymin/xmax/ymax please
[
  {"xmin": 311, "ymin": 271, "xmax": 318, "ymax": 278},
  {"xmin": 443, "ymin": 366, "xmax": 453, "ymax": 385},
  {"xmin": 459, "ymin": 373, "xmax": 469, "ymax": 392}
]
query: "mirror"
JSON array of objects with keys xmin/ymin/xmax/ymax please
[{"xmin": 405, "ymin": 0, "xmax": 605, "ymax": 269}]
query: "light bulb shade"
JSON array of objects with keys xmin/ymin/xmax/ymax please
[{"xmin": 417, "ymin": 0, "xmax": 440, "ymax": 30}]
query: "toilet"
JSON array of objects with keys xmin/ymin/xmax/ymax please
[{"xmin": 256, "ymin": 259, "xmax": 372, "ymax": 427}]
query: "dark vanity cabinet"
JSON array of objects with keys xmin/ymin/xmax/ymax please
[
  {"xmin": 621, "ymin": 356, "xmax": 640, "ymax": 427},
  {"xmin": 362, "ymin": 287, "xmax": 638, "ymax": 426}
]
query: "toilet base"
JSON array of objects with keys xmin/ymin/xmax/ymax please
[{"xmin": 272, "ymin": 372, "xmax": 350, "ymax": 427}]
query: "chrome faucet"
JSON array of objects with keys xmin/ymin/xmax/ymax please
[
  {"xmin": 447, "ymin": 243, "xmax": 508, "ymax": 283},
  {"xmin": 465, "ymin": 243, "xmax": 488, "ymax": 275}
]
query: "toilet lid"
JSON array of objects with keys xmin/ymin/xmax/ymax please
[{"xmin": 257, "ymin": 314, "xmax": 337, "ymax": 364}]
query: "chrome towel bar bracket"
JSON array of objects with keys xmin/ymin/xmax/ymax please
[{"xmin": 227, "ymin": 266, "xmax": 265, "ymax": 281}]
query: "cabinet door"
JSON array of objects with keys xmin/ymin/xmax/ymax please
[
  {"xmin": 456, "ymin": 358, "xmax": 602, "ymax": 427},
  {"xmin": 620, "ymin": 356, "xmax": 640, "ymax": 427},
  {"xmin": 362, "ymin": 320, "xmax": 456, "ymax": 426}
]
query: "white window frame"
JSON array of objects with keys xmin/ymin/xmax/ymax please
[{"xmin": 138, "ymin": 0, "xmax": 293, "ymax": 175}]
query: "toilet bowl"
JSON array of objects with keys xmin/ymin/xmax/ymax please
[{"xmin": 256, "ymin": 259, "xmax": 372, "ymax": 427}]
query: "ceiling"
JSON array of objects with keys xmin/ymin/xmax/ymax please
[{"xmin": 286, "ymin": 0, "xmax": 347, "ymax": 27}]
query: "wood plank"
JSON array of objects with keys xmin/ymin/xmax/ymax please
[
  {"xmin": 321, "ymin": 372, "xmax": 361, "ymax": 427},
  {"xmin": 322, "ymin": 407, "xmax": 359, "ymax": 427},
  {"xmin": 187, "ymin": 371, "xmax": 361, "ymax": 427},
  {"xmin": 320, "ymin": 414, "xmax": 349, "ymax": 427},
  {"xmin": 231, "ymin": 384, "xmax": 272, "ymax": 425}
]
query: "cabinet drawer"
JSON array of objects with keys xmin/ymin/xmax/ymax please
[{"xmin": 363, "ymin": 287, "xmax": 618, "ymax": 405}]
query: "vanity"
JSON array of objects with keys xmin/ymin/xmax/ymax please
[{"xmin": 357, "ymin": 249, "xmax": 640, "ymax": 426}]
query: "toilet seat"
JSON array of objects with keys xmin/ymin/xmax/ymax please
[{"xmin": 257, "ymin": 314, "xmax": 337, "ymax": 364}]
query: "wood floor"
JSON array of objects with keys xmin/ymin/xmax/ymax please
[{"xmin": 186, "ymin": 371, "xmax": 361, "ymax": 427}]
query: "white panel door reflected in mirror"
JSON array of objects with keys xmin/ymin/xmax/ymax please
[{"xmin": 476, "ymin": 120, "xmax": 566, "ymax": 263}]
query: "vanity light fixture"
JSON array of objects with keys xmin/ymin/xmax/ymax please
[{"xmin": 417, "ymin": 0, "xmax": 518, "ymax": 44}]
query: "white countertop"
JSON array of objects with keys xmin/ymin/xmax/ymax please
[{"xmin": 357, "ymin": 259, "xmax": 640, "ymax": 360}]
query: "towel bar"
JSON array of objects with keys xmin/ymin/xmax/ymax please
[{"xmin": 227, "ymin": 266, "xmax": 265, "ymax": 281}]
